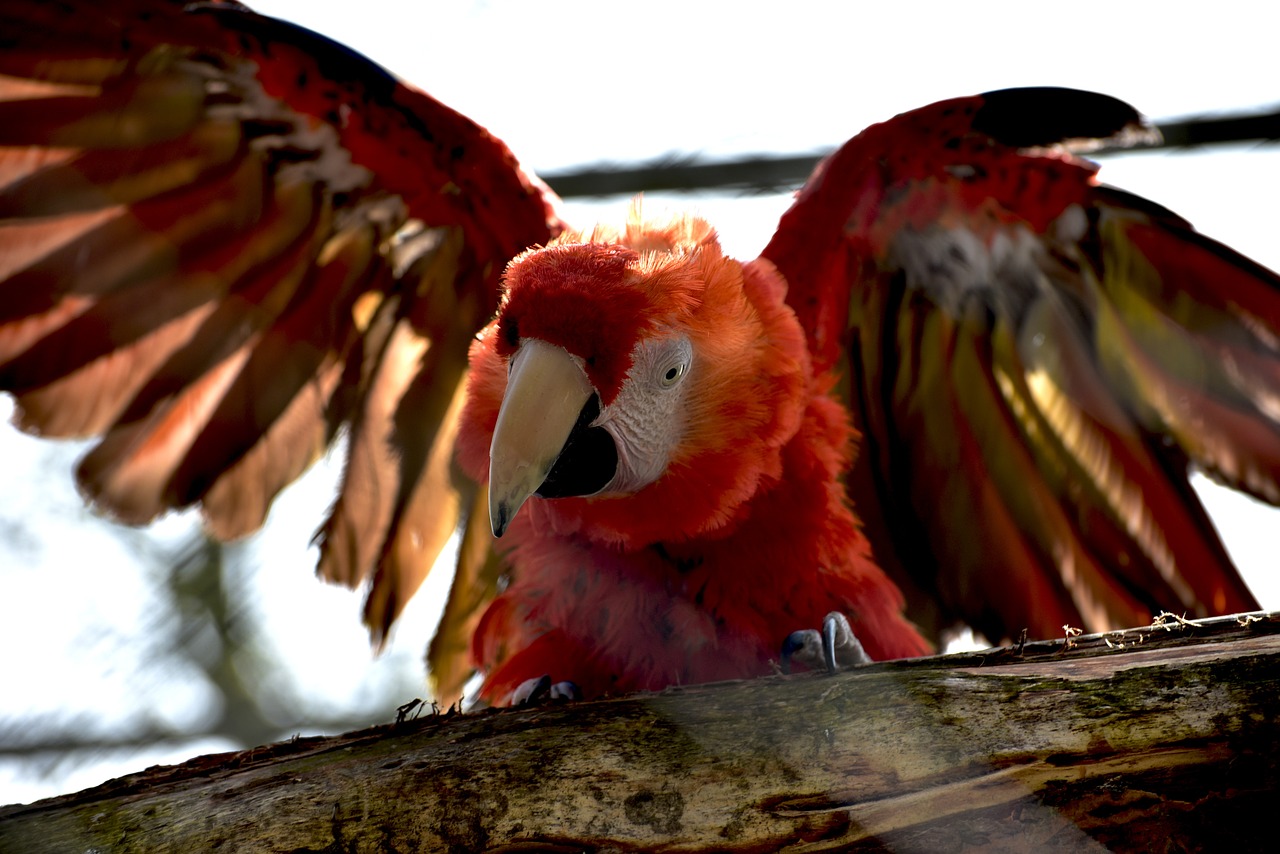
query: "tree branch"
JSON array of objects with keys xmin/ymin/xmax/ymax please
[
  {"xmin": 2, "ymin": 612, "xmax": 1277, "ymax": 851},
  {"xmin": 543, "ymin": 105, "xmax": 1280, "ymax": 198}
]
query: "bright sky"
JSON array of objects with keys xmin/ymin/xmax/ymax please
[{"xmin": 3, "ymin": 0, "xmax": 1278, "ymax": 803}]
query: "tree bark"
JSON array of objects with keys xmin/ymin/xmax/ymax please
[{"xmin": 3, "ymin": 612, "xmax": 1277, "ymax": 852}]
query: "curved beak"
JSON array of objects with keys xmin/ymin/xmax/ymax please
[{"xmin": 488, "ymin": 338, "xmax": 594, "ymax": 537}]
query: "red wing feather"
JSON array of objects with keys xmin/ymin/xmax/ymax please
[
  {"xmin": 5, "ymin": 4, "xmax": 1273, "ymax": 703},
  {"xmin": 0, "ymin": 0, "xmax": 559, "ymax": 660},
  {"xmin": 765, "ymin": 88, "xmax": 1267, "ymax": 644}
]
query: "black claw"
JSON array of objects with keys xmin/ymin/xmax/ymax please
[{"xmin": 780, "ymin": 631, "xmax": 808, "ymax": 674}]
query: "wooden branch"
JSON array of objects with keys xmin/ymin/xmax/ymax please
[
  {"xmin": 3, "ymin": 612, "xmax": 1278, "ymax": 852},
  {"xmin": 542, "ymin": 106, "xmax": 1280, "ymax": 198}
]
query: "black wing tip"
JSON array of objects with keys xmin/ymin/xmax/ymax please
[{"xmin": 973, "ymin": 87, "xmax": 1155, "ymax": 150}]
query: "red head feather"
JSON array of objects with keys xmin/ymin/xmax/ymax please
[{"xmin": 494, "ymin": 220, "xmax": 711, "ymax": 404}]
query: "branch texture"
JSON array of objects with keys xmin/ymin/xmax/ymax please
[{"xmin": 2, "ymin": 613, "xmax": 1277, "ymax": 852}]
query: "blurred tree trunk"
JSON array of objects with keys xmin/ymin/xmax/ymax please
[{"xmin": 2, "ymin": 612, "xmax": 1277, "ymax": 852}]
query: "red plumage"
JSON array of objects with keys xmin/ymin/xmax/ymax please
[
  {"xmin": 458, "ymin": 222, "xmax": 929, "ymax": 700},
  {"xmin": 0, "ymin": 3, "xmax": 1272, "ymax": 708}
]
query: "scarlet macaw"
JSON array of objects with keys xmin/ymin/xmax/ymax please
[{"xmin": 0, "ymin": 1, "xmax": 1272, "ymax": 705}]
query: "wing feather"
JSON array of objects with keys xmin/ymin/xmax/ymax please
[
  {"xmin": 1094, "ymin": 212, "xmax": 1280, "ymax": 502},
  {"xmin": 0, "ymin": 0, "xmax": 559, "ymax": 674},
  {"xmin": 427, "ymin": 483, "xmax": 506, "ymax": 707},
  {"xmin": 314, "ymin": 305, "xmax": 427, "ymax": 589},
  {"xmin": 766, "ymin": 88, "xmax": 1267, "ymax": 643}
]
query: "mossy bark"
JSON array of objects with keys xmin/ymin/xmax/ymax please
[{"xmin": 2, "ymin": 612, "xmax": 1277, "ymax": 852}]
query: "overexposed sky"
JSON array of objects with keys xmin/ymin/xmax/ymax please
[{"xmin": 3, "ymin": 0, "xmax": 1279, "ymax": 803}]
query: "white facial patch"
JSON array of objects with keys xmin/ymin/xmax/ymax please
[{"xmin": 594, "ymin": 334, "xmax": 694, "ymax": 495}]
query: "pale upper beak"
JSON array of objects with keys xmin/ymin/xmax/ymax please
[{"xmin": 488, "ymin": 338, "xmax": 594, "ymax": 537}]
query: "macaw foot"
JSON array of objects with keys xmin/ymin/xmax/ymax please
[
  {"xmin": 781, "ymin": 611, "xmax": 872, "ymax": 674},
  {"xmin": 510, "ymin": 675, "xmax": 582, "ymax": 706}
]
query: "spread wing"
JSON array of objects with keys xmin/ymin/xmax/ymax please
[
  {"xmin": 0, "ymin": 0, "xmax": 558, "ymax": 690},
  {"xmin": 763, "ymin": 88, "xmax": 1270, "ymax": 644}
]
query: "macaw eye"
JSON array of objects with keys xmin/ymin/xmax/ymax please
[
  {"xmin": 657, "ymin": 345, "xmax": 692, "ymax": 388},
  {"xmin": 635, "ymin": 334, "xmax": 692, "ymax": 391}
]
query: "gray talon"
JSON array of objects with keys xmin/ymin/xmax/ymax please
[
  {"xmin": 512, "ymin": 675, "xmax": 552, "ymax": 705},
  {"xmin": 822, "ymin": 611, "xmax": 870, "ymax": 671},
  {"xmin": 512, "ymin": 676, "xmax": 580, "ymax": 705},
  {"xmin": 781, "ymin": 629, "xmax": 823, "ymax": 673},
  {"xmin": 549, "ymin": 681, "xmax": 581, "ymax": 701},
  {"xmin": 782, "ymin": 612, "xmax": 871, "ymax": 674}
]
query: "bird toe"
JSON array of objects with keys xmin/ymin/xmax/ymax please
[
  {"xmin": 781, "ymin": 612, "xmax": 872, "ymax": 674},
  {"xmin": 510, "ymin": 675, "xmax": 581, "ymax": 705}
]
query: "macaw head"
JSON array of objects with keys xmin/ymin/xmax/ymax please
[{"xmin": 455, "ymin": 214, "xmax": 818, "ymax": 547}]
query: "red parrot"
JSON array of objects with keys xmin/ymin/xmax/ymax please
[{"xmin": 0, "ymin": 1, "xmax": 1273, "ymax": 706}]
